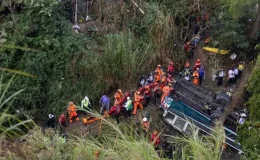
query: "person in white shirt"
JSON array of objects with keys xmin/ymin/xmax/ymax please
[
  {"xmin": 228, "ymin": 68, "xmax": 235, "ymax": 86},
  {"xmin": 234, "ymin": 66, "xmax": 239, "ymax": 84},
  {"xmin": 238, "ymin": 112, "xmax": 247, "ymax": 124}
]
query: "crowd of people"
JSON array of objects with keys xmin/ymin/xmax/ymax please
[
  {"xmin": 46, "ymin": 56, "xmax": 246, "ymax": 153},
  {"xmin": 46, "ymin": 63, "xmax": 179, "ymax": 149}
]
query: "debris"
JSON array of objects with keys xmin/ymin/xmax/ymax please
[{"xmin": 230, "ymin": 53, "xmax": 237, "ymax": 60}]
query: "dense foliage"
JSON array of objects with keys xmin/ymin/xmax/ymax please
[
  {"xmin": 237, "ymin": 53, "xmax": 260, "ymax": 159},
  {"xmin": 0, "ymin": 0, "xmax": 260, "ymax": 159},
  {"xmin": 1, "ymin": 0, "xmax": 86, "ymax": 118}
]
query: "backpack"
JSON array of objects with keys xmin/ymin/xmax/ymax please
[{"xmin": 128, "ymin": 103, "xmax": 133, "ymax": 110}]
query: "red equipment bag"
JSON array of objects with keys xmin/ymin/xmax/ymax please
[{"xmin": 118, "ymin": 92, "xmax": 130, "ymax": 105}]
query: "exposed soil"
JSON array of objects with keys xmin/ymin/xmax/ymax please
[
  {"xmin": 190, "ymin": 41, "xmax": 251, "ymax": 110},
  {"xmin": 189, "ymin": 40, "xmax": 251, "ymax": 160}
]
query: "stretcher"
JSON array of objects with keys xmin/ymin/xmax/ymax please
[
  {"xmin": 110, "ymin": 92, "xmax": 131, "ymax": 115},
  {"xmin": 83, "ymin": 112, "xmax": 110, "ymax": 125},
  {"xmin": 137, "ymin": 83, "xmax": 158, "ymax": 94},
  {"xmin": 202, "ymin": 47, "xmax": 229, "ymax": 55},
  {"xmin": 118, "ymin": 92, "xmax": 130, "ymax": 105}
]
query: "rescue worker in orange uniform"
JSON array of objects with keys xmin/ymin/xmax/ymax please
[
  {"xmin": 194, "ymin": 59, "xmax": 201, "ymax": 71},
  {"xmin": 160, "ymin": 72, "xmax": 167, "ymax": 89},
  {"xmin": 161, "ymin": 83, "xmax": 173, "ymax": 103},
  {"xmin": 192, "ymin": 68, "xmax": 200, "ymax": 85},
  {"xmin": 155, "ymin": 64, "xmax": 163, "ymax": 78},
  {"xmin": 154, "ymin": 71, "xmax": 161, "ymax": 83},
  {"xmin": 133, "ymin": 91, "xmax": 144, "ymax": 115},
  {"xmin": 67, "ymin": 102, "xmax": 79, "ymax": 123},
  {"xmin": 114, "ymin": 89, "xmax": 123, "ymax": 105}
]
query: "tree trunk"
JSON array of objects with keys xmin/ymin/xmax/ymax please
[
  {"xmin": 250, "ymin": 3, "xmax": 260, "ymax": 40},
  {"xmin": 75, "ymin": 0, "xmax": 78, "ymax": 24}
]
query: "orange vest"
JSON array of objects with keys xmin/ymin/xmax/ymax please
[
  {"xmin": 114, "ymin": 92, "xmax": 121, "ymax": 100},
  {"xmin": 155, "ymin": 68, "xmax": 162, "ymax": 77},
  {"xmin": 134, "ymin": 92, "xmax": 143, "ymax": 102},
  {"xmin": 68, "ymin": 105, "xmax": 76, "ymax": 113},
  {"xmin": 162, "ymin": 86, "xmax": 170, "ymax": 95},
  {"xmin": 193, "ymin": 71, "xmax": 199, "ymax": 78},
  {"xmin": 155, "ymin": 74, "xmax": 160, "ymax": 82}
]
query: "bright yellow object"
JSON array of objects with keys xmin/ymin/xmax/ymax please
[{"xmin": 203, "ymin": 47, "xmax": 229, "ymax": 55}]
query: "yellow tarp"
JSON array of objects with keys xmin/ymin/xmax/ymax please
[{"xmin": 202, "ymin": 47, "xmax": 229, "ymax": 55}]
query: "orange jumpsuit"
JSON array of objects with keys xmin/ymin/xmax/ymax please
[
  {"xmin": 160, "ymin": 75, "xmax": 167, "ymax": 89},
  {"xmin": 155, "ymin": 68, "xmax": 162, "ymax": 78},
  {"xmin": 68, "ymin": 104, "xmax": 79, "ymax": 123},
  {"xmin": 161, "ymin": 86, "xmax": 172, "ymax": 103},
  {"xmin": 114, "ymin": 92, "xmax": 122, "ymax": 105},
  {"xmin": 133, "ymin": 92, "xmax": 143, "ymax": 115},
  {"xmin": 193, "ymin": 71, "xmax": 199, "ymax": 85},
  {"xmin": 155, "ymin": 74, "xmax": 161, "ymax": 83}
]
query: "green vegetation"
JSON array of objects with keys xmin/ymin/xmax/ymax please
[
  {"xmin": 172, "ymin": 125, "xmax": 225, "ymax": 159},
  {"xmin": 1, "ymin": 112, "xmax": 225, "ymax": 160},
  {"xmin": 0, "ymin": 75, "xmax": 33, "ymax": 141},
  {"xmin": 237, "ymin": 53, "xmax": 260, "ymax": 159},
  {"xmin": 0, "ymin": 0, "xmax": 260, "ymax": 159},
  {"xmin": 0, "ymin": 0, "xmax": 258, "ymax": 117}
]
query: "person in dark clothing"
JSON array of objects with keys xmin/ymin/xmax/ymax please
[
  {"xmin": 228, "ymin": 68, "xmax": 235, "ymax": 87},
  {"xmin": 144, "ymin": 86, "xmax": 151, "ymax": 106},
  {"xmin": 194, "ymin": 23, "xmax": 200, "ymax": 35},
  {"xmin": 217, "ymin": 69, "xmax": 224, "ymax": 86},
  {"xmin": 188, "ymin": 48, "xmax": 194, "ymax": 59},
  {"xmin": 58, "ymin": 114, "xmax": 67, "ymax": 134},
  {"xmin": 147, "ymin": 72, "xmax": 154, "ymax": 84},
  {"xmin": 47, "ymin": 114, "xmax": 56, "ymax": 128},
  {"xmin": 138, "ymin": 75, "xmax": 146, "ymax": 88},
  {"xmin": 199, "ymin": 66, "xmax": 205, "ymax": 85},
  {"xmin": 110, "ymin": 105, "xmax": 120, "ymax": 124}
]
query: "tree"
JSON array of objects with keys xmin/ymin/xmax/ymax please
[
  {"xmin": 223, "ymin": 0, "xmax": 260, "ymax": 39},
  {"xmin": 237, "ymin": 47, "xmax": 260, "ymax": 159}
]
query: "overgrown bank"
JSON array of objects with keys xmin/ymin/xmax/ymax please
[
  {"xmin": 237, "ymin": 52, "xmax": 260, "ymax": 159},
  {"xmin": 1, "ymin": 0, "xmax": 187, "ymax": 120}
]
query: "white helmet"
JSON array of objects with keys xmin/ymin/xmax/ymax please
[
  {"xmin": 127, "ymin": 97, "xmax": 130, "ymax": 100},
  {"xmin": 143, "ymin": 117, "xmax": 148, "ymax": 122},
  {"xmin": 85, "ymin": 96, "xmax": 89, "ymax": 100},
  {"xmin": 49, "ymin": 114, "xmax": 54, "ymax": 119}
]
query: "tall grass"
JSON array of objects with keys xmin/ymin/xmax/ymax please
[
  {"xmin": 0, "ymin": 74, "xmax": 34, "ymax": 138},
  {"xmin": 0, "ymin": 74, "xmax": 34, "ymax": 157},
  {"xmin": 46, "ymin": 30, "xmax": 155, "ymax": 114},
  {"xmin": 142, "ymin": 3, "xmax": 186, "ymax": 67},
  {"xmin": 6, "ymin": 115, "xmax": 161, "ymax": 160},
  {"xmin": 170, "ymin": 124, "xmax": 225, "ymax": 160},
  {"xmin": 2, "ymin": 111, "xmax": 226, "ymax": 160}
]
